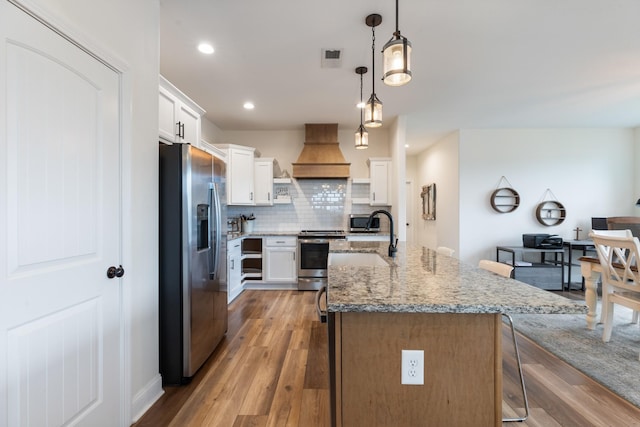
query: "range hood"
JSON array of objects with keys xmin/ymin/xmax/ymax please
[{"xmin": 292, "ymin": 124, "xmax": 350, "ymax": 179}]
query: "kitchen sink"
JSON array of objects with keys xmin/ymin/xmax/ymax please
[{"xmin": 328, "ymin": 252, "xmax": 388, "ymax": 267}]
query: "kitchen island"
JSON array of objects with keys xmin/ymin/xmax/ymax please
[{"xmin": 327, "ymin": 241, "xmax": 587, "ymax": 427}]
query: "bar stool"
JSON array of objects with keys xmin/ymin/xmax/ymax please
[{"xmin": 478, "ymin": 260, "xmax": 530, "ymax": 422}]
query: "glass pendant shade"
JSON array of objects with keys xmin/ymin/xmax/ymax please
[
  {"xmin": 364, "ymin": 94, "xmax": 383, "ymax": 128},
  {"xmin": 355, "ymin": 125, "xmax": 369, "ymax": 149},
  {"xmin": 382, "ymin": 37, "xmax": 412, "ymax": 86}
]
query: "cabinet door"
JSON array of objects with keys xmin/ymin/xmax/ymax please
[
  {"xmin": 159, "ymin": 87, "xmax": 178, "ymax": 143},
  {"xmin": 254, "ymin": 159, "xmax": 274, "ymax": 205},
  {"xmin": 370, "ymin": 160, "xmax": 391, "ymax": 206},
  {"xmin": 228, "ymin": 241, "xmax": 243, "ymax": 303},
  {"xmin": 264, "ymin": 247, "xmax": 296, "ymax": 283},
  {"xmin": 178, "ymin": 103, "xmax": 200, "ymax": 146},
  {"xmin": 228, "ymin": 148, "xmax": 255, "ymax": 205}
]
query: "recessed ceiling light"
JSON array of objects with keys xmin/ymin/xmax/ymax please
[
  {"xmin": 243, "ymin": 102, "xmax": 255, "ymax": 110},
  {"xmin": 198, "ymin": 43, "xmax": 214, "ymax": 54},
  {"xmin": 356, "ymin": 102, "xmax": 365, "ymax": 109},
  {"xmin": 405, "ymin": 144, "xmax": 410, "ymax": 148}
]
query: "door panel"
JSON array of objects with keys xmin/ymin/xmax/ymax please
[{"xmin": 0, "ymin": 2, "xmax": 122, "ymax": 426}]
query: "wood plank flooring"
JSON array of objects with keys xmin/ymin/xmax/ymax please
[{"xmin": 134, "ymin": 290, "xmax": 640, "ymax": 427}]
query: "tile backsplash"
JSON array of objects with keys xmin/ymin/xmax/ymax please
[{"xmin": 228, "ymin": 179, "xmax": 389, "ymax": 232}]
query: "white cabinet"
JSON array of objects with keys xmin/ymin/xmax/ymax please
[
  {"xmin": 227, "ymin": 239, "xmax": 243, "ymax": 303},
  {"xmin": 159, "ymin": 75, "xmax": 204, "ymax": 145},
  {"xmin": 264, "ymin": 236, "xmax": 297, "ymax": 283},
  {"xmin": 254, "ymin": 158, "xmax": 274, "ymax": 205},
  {"xmin": 368, "ymin": 158, "xmax": 391, "ymax": 206},
  {"xmin": 218, "ymin": 144, "xmax": 256, "ymax": 205}
]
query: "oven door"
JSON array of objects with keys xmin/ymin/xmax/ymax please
[{"xmin": 297, "ymin": 239, "xmax": 330, "ymax": 278}]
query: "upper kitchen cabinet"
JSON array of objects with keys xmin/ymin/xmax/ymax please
[
  {"xmin": 369, "ymin": 158, "xmax": 391, "ymax": 206},
  {"xmin": 217, "ymin": 144, "xmax": 256, "ymax": 205},
  {"xmin": 159, "ymin": 75, "xmax": 204, "ymax": 146},
  {"xmin": 254, "ymin": 158, "xmax": 274, "ymax": 206}
]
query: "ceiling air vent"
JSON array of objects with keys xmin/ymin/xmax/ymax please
[{"xmin": 321, "ymin": 49, "xmax": 343, "ymax": 68}]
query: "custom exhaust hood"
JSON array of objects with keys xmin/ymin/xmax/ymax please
[{"xmin": 292, "ymin": 124, "xmax": 350, "ymax": 179}]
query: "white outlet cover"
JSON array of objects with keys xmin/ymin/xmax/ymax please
[{"xmin": 401, "ymin": 349, "xmax": 424, "ymax": 385}]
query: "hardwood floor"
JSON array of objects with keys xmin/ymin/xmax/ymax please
[{"xmin": 134, "ymin": 290, "xmax": 640, "ymax": 427}]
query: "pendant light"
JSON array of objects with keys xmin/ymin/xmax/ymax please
[
  {"xmin": 382, "ymin": 0, "xmax": 412, "ymax": 86},
  {"xmin": 355, "ymin": 66, "xmax": 369, "ymax": 149},
  {"xmin": 364, "ymin": 14, "xmax": 383, "ymax": 128}
]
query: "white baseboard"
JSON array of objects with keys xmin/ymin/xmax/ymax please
[{"xmin": 130, "ymin": 373, "xmax": 164, "ymax": 423}]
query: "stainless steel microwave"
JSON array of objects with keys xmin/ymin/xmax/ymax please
[{"xmin": 349, "ymin": 214, "xmax": 380, "ymax": 232}]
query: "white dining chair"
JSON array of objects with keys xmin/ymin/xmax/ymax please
[
  {"xmin": 478, "ymin": 259, "xmax": 529, "ymax": 422},
  {"xmin": 590, "ymin": 229, "xmax": 639, "ymax": 325},
  {"xmin": 590, "ymin": 230, "xmax": 640, "ymax": 360},
  {"xmin": 436, "ymin": 246, "xmax": 455, "ymax": 257}
]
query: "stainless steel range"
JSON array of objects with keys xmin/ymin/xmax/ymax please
[{"xmin": 297, "ymin": 230, "xmax": 346, "ymax": 290}]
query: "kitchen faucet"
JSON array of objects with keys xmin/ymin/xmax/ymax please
[{"xmin": 367, "ymin": 210, "xmax": 398, "ymax": 257}]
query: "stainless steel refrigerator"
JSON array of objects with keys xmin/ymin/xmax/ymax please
[{"xmin": 159, "ymin": 143, "xmax": 227, "ymax": 385}]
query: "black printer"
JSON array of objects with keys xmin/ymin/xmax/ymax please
[{"xmin": 522, "ymin": 234, "xmax": 563, "ymax": 249}]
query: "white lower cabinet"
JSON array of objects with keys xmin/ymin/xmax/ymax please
[
  {"xmin": 228, "ymin": 239, "xmax": 243, "ymax": 303},
  {"xmin": 264, "ymin": 236, "xmax": 297, "ymax": 283}
]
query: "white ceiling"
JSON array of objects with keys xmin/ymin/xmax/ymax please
[{"xmin": 160, "ymin": 0, "xmax": 640, "ymax": 155}]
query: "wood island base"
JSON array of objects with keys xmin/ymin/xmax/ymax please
[{"xmin": 328, "ymin": 311, "xmax": 502, "ymax": 427}]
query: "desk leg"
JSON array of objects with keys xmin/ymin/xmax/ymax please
[
  {"xmin": 566, "ymin": 244, "xmax": 572, "ymax": 290},
  {"xmin": 580, "ymin": 263, "xmax": 599, "ymax": 330}
]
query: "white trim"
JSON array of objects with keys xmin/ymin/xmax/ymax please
[
  {"xmin": 7, "ymin": 0, "xmax": 129, "ymax": 72},
  {"xmin": 160, "ymin": 74, "xmax": 205, "ymax": 116},
  {"xmin": 130, "ymin": 374, "xmax": 164, "ymax": 423}
]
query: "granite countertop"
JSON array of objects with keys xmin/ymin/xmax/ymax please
[
  {"xmin": 227, "ymin": 231, "xmax": 298, "ymax": 241},
  {"xmin": 227, "ymin": 231, "xmax": 391, "ymax": 241},
  {"xmin": 327, "ymin": 241, "xmax": 588, "ymax": 315}
]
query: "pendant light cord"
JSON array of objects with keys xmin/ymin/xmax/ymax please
[
  {"xmin": 395, "ymin": 0, "xmax": 399, "ymax": 35},
  {"xmin": 371, "ymin": 25, "xmax": 376, "ymax": 95},
  {"xmin": 360, "ymin": 73, "xmax": 364, "ymax": 126}
]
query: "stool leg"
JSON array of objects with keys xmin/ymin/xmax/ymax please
[{"xmin": 502, "ymin": 313, "xmax": 530, "ymax": 422}]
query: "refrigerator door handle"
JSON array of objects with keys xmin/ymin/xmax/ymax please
[{"xmin": 209, "ymin": 182, "xmax": 222, "ymax": 280}]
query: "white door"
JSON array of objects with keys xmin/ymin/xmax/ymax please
[{"xmin": 0, "ymin": 2, "xmax": 123, "ymax": 426}]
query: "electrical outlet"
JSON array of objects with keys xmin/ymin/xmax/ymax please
[{"xmin": 401, "ymin": 349, "xmax": 424, "ymax": 385}]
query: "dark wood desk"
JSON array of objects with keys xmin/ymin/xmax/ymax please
[
  {"xmin": 496, "ymin": 246, "xmax": 565, "ymax": 290},
  {"xmin": 563, "ymin": 239, "xmax": 596, "ymax": 290}
]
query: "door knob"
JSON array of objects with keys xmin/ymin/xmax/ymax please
[{"xmin": 107, "ymin": 265, "xmax": 125, "ymax": 279}]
